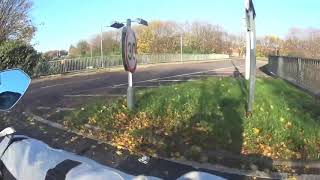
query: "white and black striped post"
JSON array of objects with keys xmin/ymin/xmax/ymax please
[{"xmin": 245, "ymin": 0, "xmax": 257, "ymax": 115}]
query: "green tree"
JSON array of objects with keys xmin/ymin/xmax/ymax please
[
  {"xmin": 76, "ymin": 40, "xmax": 90, "ymax": 56},
  {"xmin": 0, "ymin": 41, "xmax": 40, "ymax": 75},
  {"xmin": 135, "ymin": 26, "xmax": 154, "ymax": 54},
  {"xmin": 68, "ymin": 45, "xmax": 79, "ymax": 58}
]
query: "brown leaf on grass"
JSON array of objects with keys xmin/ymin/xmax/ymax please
[
  {"xmin": 285, "ymin": 121, "xmax": 293, "ymax": 129},
  {"xmin": 295, "ymin": 153, "xmax": 302, "ymax": 159},
  {"xmin": 88, "ymin": 117, "xmax": 96, "ymax": 124}
]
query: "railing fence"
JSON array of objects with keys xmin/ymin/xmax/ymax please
[
  {"xmin": 33, "ymin": 54, "xmax": 229, "ymax": 76},
  {"xmin": 268, "ymin": 56, "xmax": 320, "ymax": 96}
]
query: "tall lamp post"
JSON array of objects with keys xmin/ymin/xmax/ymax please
[
  {"xmin": 177, "ymin": 25, "xmax": 184, "ymax": 63},
  {"xmin": 101, "ymin": 25, "xmax": 103, "ymax": 62},
  {"xmin": 180, "ymin": 33, "xmax": 183, "ymax": 63}
]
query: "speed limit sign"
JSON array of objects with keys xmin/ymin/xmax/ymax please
[{"xmin": 121, "ymin": 27, "xmax": 137, "ymax": 73}]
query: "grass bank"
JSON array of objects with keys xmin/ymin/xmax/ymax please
[{"xmin": 64, "ymin": 77, "xmax": 320, "ymax": 162}]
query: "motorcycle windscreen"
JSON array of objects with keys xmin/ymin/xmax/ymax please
[{"xmin": 0, "ymin": 69, "xmax": 31, "ymax": 111}]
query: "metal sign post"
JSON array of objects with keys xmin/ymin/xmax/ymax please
[
  {"xmin": 245, "ymin": 30, "xmax": 251, "ymax": 80},
  {"xmin": 245, "ymin": 0, "xmax": 256, "ymax": 115},
  {"xmin": 127, "ymin": 70, "xmax": 134, "ymax": 110},
  {"xmin": 121, "ymin": 19, "xmax": 137, "ymax": 110},
  {"xmin": 247, "ymin": 11, "xmax": 256, "ymax": 114},
  {"xmin": 113, "ymin": 18, "xmax": 147, "ymax": 110},
  {"xmin": 126, "ymin": 19, "xmax": 134, "ymax": 110}
]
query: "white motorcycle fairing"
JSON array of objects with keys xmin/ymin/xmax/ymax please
[
  {"xmin": 0, "ymin": 130, "xmax": 225, "ymax": 180},
  {"xmin": 0, "ymin": 134, "xmax": 159, "ymax": 180}
]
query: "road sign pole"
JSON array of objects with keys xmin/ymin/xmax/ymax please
[
  {"xmin": 127, "ymin": 71, "xmax": 134, "ymax": 110},
  {"xmin": 126, "ymin": 19, "xmax": 135, "ymax": 110},
  {"xmin": 245, "ymin": 30, "xmax": 251, "ymax": 80},
  {"xmin": 247, "ymin": 11, "xmax": 256, "ymax": 114},
  {"xmin": 128, "ymin": 71, "xmax": 133, "ymax": 87}
]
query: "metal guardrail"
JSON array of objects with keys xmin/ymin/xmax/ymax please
[
  {"xmin": 33, "ymin": 54, "xmax": 229, "ymax": 76},
  {"xmin": 268, "ymin": 56, "xmax": 320, "ymax": 96}
]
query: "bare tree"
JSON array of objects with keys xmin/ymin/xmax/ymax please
[
  {"xmin": 0, "ymin": 0, "xmax": 36, "ymax": 43},
  {"xmin": 188, "ymin": 21, "xmax": 224, "ymax": 54},
  {"xmin": 305, "ymin": 28, "xmax": 320, "ymax": 58},
  {"xmin": 282, "ymin": 28, "xmax": 319, "ymax": 58}
]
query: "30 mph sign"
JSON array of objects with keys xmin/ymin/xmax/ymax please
[{"xmin": 121, "ymin": 27, "xmax": 137, "ymax": 73}]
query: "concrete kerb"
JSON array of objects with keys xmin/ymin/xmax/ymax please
[
  {"xmin": 24, "ymin": 111, "xmax": 320, "ymax": 179},
  {"xmin": 31, "ymin": 58, "xmax": 232, "ymax": 84}
]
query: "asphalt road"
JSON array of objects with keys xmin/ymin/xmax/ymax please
[
  {"xmin": 0, "ymin": 59, "xmax": 276, "ymax": 179},
  {"xmin": 23, "ymin": 59, "xmax": 252, "ymax": 116}
]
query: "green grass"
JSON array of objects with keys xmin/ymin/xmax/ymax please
[{"xmin": 65, "ymin": 77, "xmax": 320, "ymax": 161}]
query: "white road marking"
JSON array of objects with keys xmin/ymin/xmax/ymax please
[
  {"xmin": 64, "ymin": 94, "xmax": 125, "ymax": 97},
  {"xmin": 64, "ymin": 94, "xmax": 104, "ymax": 97},
  {"xmin": 157, "ymin": 79, "xmax": 196, "ymax": 82},
  {"xmin": 39, "ymin": 76, "xmax": 109, "ymax": 89},
  {"xmin": 135, "ymin": 86, "xmax": 159, "ymax": 88},
  {"xmin": 40, "ymin": 84, "xmax": 64, "ymax": 89},
  {"xmin": 70, "ymin": 64, "xmax": 245, "ymax": 94},
  {"xmin": 111, "ymin": 65, "xmax": 245, "ymax": 88},
  {"xmin": 56, "ymin": 107, "xmax": 76, "ymax": 111},
  {"xmin": 185, "ymin": 74, "xmax": 232, "ymax": 78},
  {"xmin": 36, "ymin": 106, "xmax": 52, "ymax": 110}
]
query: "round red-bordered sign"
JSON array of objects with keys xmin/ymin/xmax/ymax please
[{"xmin": 121, "ymin": 27, "xmax": 137, "ymax": 73}]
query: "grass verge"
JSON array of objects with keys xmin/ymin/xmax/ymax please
[{"xmin": 64, "ymin": 77, "xmax": 320, "ymax": 162}]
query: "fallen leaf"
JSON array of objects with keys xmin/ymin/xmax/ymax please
[
  {"xmin": 285, "ymin": 121, "xmax": 293, "ymax": 128},
  {"xmin": 253, "ymin": 128, "xmax": 260, "ymax": 135},
  {"xmin": 70, "ymin": 136, "xmax": 78, "ymax": 142},
  {"xmin": 116, "ymin": 150, "xmax": 122, "ymax": 155}
]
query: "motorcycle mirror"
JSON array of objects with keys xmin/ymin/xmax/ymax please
[{"xmin": 0, "ymin": 69, "xmax": 31, "ymax": 111}]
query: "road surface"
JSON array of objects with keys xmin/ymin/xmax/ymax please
[{"xmin": 23, "ymin": 59, "xmax": 261, "ymax": 119}]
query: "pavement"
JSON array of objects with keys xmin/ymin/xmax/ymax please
[{"xmin": 1, "ymin": 58, "xmax": 298, "ymax": 179}]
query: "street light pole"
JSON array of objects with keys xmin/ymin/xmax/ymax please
[
  {"xmin": 90, "ymin": 44, "xmax": 93, "ymax": 60},
  {"xmin": 100, "ymin": 25, "xmax": 103, "ymax": 62},
  {"xmin": 180, "ymin": 34, "xmax": 183, "ymax": 63}
]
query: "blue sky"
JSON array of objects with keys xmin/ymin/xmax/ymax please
[{"xmin": 31, "ymin": 0, "xmax": 320, "ymax": 52}]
